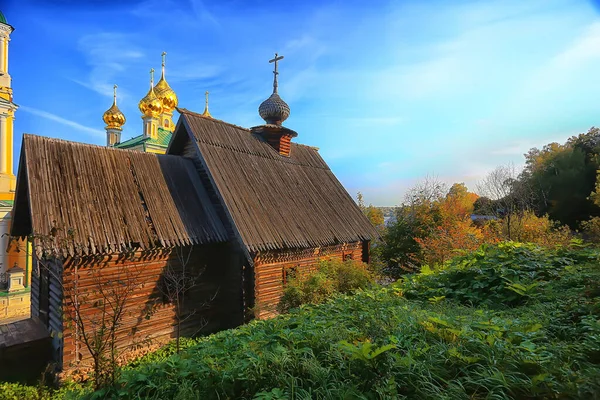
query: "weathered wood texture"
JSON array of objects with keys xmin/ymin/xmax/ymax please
[
  {"xmin": 253, "ymin": 241, "xmax": 364, "ymax": 319},
  {"xmin": 176, "ymin": 109, "xmax": 379, "ymax": 253},
  {"xmin": 11, "ymin": 135, "xmax": 227, "ymax": 257},
  {"xmin": 36, "ymin": 244, "xmax": 242, "ymax": 370}
]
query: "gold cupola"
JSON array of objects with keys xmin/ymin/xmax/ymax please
[
  {"xmin": 139, "ymin": 68, "xmax": 162, "ymax": 139},
  {"xmin": 138, "ymin": 68, "xmax": 163, "ymax": 118},
  {"xmin": 154, "ymin": 52, "xmax": 178, "ymax": 111},
  {"xmin": 104, "ymin": 84, "xmax": 125, "ymax": 147},
  {"xmin": 103, "ymin": 84, "xmax": 126, "ymax": 130}
]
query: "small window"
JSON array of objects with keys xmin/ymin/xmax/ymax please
[{"xmin": 164, "ymin": 119, "xmax": 169, "ymax": 127}]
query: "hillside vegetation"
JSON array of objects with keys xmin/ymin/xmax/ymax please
[{"xmin": 5, "ymin": 242, "xmax": 595, "ymax": 400}]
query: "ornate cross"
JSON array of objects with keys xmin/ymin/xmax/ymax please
[
  {"xmin": 205, "ymin": 91, "xmax": 209, "ymax": 109},
  {"xmin": 269, "ymin": 53, "xmax": 284, "ymax": 93},
  {"xmin": 113, "ymin": 84, "xmax": 118, "ymax": 105},
  {"xmin": 162, "ymin": 51, "xmax": 167, "ymax": 68},
  {"xmin": 150, "ymin": 68, "xmax": 155, "ymax": 87}
]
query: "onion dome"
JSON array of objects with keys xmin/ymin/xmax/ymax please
[
  {"xmin": 139, "ymin": 68, "xmax": 163, "ymax": 118},
  {"xmin": 154, "ymin": 52, "xmax": 178, "ymax": 111},
  {"xmin": 259, "ymin": 92, "xmax": 290, "ymax": 125},
  {"xmin": 258, "ymin": 53, "xmax": 290, "ymax": 125},
  {"xmin": 103, "ymin": 84, "xmax": 126, "ymax": 130}
]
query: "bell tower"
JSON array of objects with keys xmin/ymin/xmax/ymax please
[{"xmin": 0, "ymin": 11, "xmax": 16, "ymax": 197}]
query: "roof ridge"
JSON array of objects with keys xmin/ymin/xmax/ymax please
[
  {"xmin": 180, "ymin": 109, "xmax": 316, "ymax": 150},
  {"xmin": 178, "ymin": 107, "xmax": 251, "ymax": 132},
  {"xmin": 22, "ymin": 133, "xmax": 180, "ymax": 159}
]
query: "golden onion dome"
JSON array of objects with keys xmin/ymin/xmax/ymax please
[
  {"xmin": 103, "ymin": 84, "xmax": 126, "ymax": 130},
  {"xmin": 138, "ymin": 68, "xmax": 163, "ymax": 118},
  {"xmin": 154, "ymin": 52, "xmax": 179, "ymax": 111}
]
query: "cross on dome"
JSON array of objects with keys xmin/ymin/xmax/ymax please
[
  {"xmin": 258, "ymin": 52, "xmax": 290, "ymax": 125},
  {"xmin": 269, "ymin": 53, "xmax": 284, "ymax": 94}
]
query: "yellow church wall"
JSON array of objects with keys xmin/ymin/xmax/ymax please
[
  {"xmin": 0, "ymin": 291, "xmax": 30, "ymax": 321},
  {"xmin": 145, "ymin": 146, "xmax": 166, "ymax": 154},
  {"xmin": 3, "ymin": 38, "xmax": 7, "ymax": 74},
  {"xmin": 7, "ymin": 110, "xmax": 13, "ymax": 179}
]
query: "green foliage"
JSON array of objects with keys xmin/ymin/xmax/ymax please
[
  {"xmin": 7, "ymin": 244, "xmax": 600, "ymax": 399},
  {"xmin": 356, "ymin": 191, "xmax": 384, "ymax": 228},
  {"xmin": 523, "ymin": 128, "xmax": 600, "ymax": 228},
  {"xmin": 57, "ymin": 244, "xmax": 599, "ymax": 400},
  {"xmin": 0, "ymin": 382, "xmax": 47, "ymax": 400},
  {"xmin": 399, "ymin": 242, "xmax": 598, "ymax": 307},
  {"xmin": 278, "ymin": 259, "xmax": 373, "ymax": 313},
  {"xmin": 582, "ymin": 216, "xmax": 600, "ymax": 243}
]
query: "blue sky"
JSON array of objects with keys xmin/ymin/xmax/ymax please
[{"xmin": 3, "ymin": 0, "xmax": 600, "ymax": 205}]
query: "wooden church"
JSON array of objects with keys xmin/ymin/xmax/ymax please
[{"xmin": 10, "ymin": 54, "xmax": 378, "ymax": 371}]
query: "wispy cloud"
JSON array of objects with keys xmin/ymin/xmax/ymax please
[
  {"xmin": 20, "ymin": 106, "xmax": 105, "ymax": 138},
  {"xmin": 75, "ymin": 33, "xmax": 145, "ymax": 98}
]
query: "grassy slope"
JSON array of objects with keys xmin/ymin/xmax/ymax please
[{"xmin": 2, "ymin": 243, "xmax": 599, "ymax": 399}]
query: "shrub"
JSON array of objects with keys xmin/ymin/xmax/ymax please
[
  {"xmin": 278, "ymin": 259, "xmax": 373, "ymax": 312},
  {"xmin": 581, "ymin": 216, "xmax": 600, "ymax": 243},
  {"xmin": 0, "ymin": 383, "xmax": 47, "ymax": 400},
  {"xmin": 483, "ymin": 211, "xmax": 573, "ymax": 248},
  {"xmin": 399, "ymin": 242, "xmax": 597, "ymax": 307}
]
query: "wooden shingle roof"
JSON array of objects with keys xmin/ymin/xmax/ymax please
[
  {"xmin": 11, "ymin": 134, "xmax": 227, "ymax": 257},
  {"xmin": 178, "ymin": 109, "xmax": 379, "ymax": 253}
]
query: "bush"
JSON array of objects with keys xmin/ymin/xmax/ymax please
[
  {"xmin": 278, "ymin": 259, "xmax": 373, "ymax": 312},
  {"xmin": 582, "ymin": 216, "xmax": 600, "ymax": 243},
  {"xmin": 483, "ymin": 211, "xmax": 573, "ymax": 248},
  {"xmin": 399, "ymin": 242, "xmax": 598, "ymax": 307},
  {"xmin": 0, "ymin": 383, "xmax": 47, "ymax": 400}
]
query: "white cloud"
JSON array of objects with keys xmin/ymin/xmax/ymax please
[
  {"xmin": 20, "ymin": 106, "xmax": 105, "ymax": 138},
  {"xmin": 75, "ymin": 33, "xmax": 145, "ymax": 99}
]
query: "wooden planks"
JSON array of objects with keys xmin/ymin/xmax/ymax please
[
  {"xmin": 11, "ymin": 135, "xmax": 227, "ymax": 257},
  {"xmin": 57, "ymin": 244, "xmax": 243, "ymax": 370},
  {"xmin": 179, "ymin": 110, "xmax": 379, "ymax": 254}
]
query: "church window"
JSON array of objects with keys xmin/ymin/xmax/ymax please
[{"xmin": 164, "ymin": 119, "xmax": 169, "ymax": 127}]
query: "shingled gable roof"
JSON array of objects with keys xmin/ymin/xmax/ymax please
[
  {"xmin": 173, "ymin": 109, "xmax": 379, "ymax": 253},
  {"xmin": 11, "ymin": 134, "xmax": 227, "ymax": 257}
]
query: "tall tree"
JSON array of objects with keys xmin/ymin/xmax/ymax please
[
  {"xmin": 522, "ymin": 127, "xmax": 600, "ymax": 227},
  {"xmin": 356, "ymin": 192, "xmax": 384, "ymax": 229},
  {"xmin": 477, "ymin": 164, "xmax": 535, "ymax": 240}
]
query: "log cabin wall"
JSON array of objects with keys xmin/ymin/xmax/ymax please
[
  {"xmin": 252, "ymin": 241, "xmax": 364, "ymax": 319},
  {"xmin": 56, "ymin": 242, "xmax": 242, "ymax": 370}
]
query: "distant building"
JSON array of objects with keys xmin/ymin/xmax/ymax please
[
  {"xmin": 0, "ymin": 10, "xmax": 30, "ymax": 322},
  {"xmin": 101, "ymin": 52, "xmax": 213, "ymax": 154}
]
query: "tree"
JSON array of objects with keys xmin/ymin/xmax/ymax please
[
  {"xmin": 356, "ymin": 192, "xmax": 384, "ymax": 229},
  {"xmin": 377, "ymin": 176, "xmax": 447, "ymax": 276},
  {"xmin": 522, "ymin": 127, "xmax": 600, "ymax": 227},
  {"xmin": 477, "ymin": 163, "xmax": 535, "ymax": 240},
  {"xmin": 415, "ymin": 183, "xmax": 483, "ymax": 266},
  {"xmin": 158, "ymin": 246, "xmax": 215, "ymax": 354},
  {"xmin": 21, "ymin": 227, "xmax": 144, "ymax": 389},
  {"xmin": 15, "ymin": 227, "xmax": 152, "ymax": 389},
  {"xmin": 66, "ymin": 262, "xmax": 143, "ymax": 388}
]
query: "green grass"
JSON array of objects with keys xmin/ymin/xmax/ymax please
[{"xmin": 2, "ymin": 243, "xmax": 599, "ymax": 399}]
